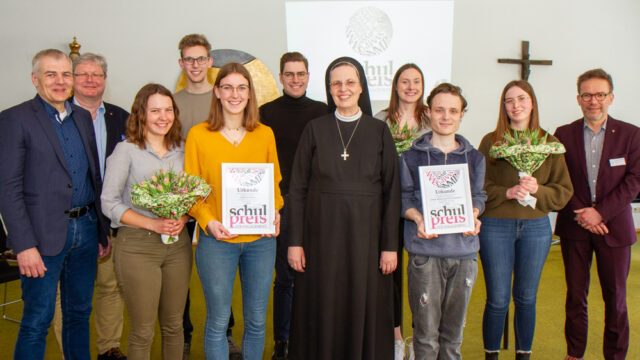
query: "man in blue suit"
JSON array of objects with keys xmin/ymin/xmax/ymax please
[{"xmin": 0, "ymin": 49, "xmax": 109, "ymax": 359}]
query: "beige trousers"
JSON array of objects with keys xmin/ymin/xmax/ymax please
[
  {"xmin": 53, "ymin": 285, "xmax": 64, "ymax": 358},
  {"xmin": 114, "ymin": 227, "xmax": 192, "ymax": 360},
  {"xmin": 94, "ymin": 242, "xmax": 126, "ymax": 354}
]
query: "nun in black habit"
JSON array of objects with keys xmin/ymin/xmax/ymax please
[{"xmin": 287, "ymin": 57, "xmax": 400, "ymax": 359}]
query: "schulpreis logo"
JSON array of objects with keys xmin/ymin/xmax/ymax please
[
  {"xmin": 230, "ymin": 167, "xmax": 265, "ymax": 187},
  {"xmin": 346, "ymin": 6, "xmax": 393, "ymax": 57},
  {"xmin": 426, "ymin": 169, "xmax": 460, "ymax": 189}
]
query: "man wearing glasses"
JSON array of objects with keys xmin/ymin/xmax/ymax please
[
  {"xmin": 174, "ymin": 33, "xmax": 242, "ymax": 360},
  {"xmin": 554, "ymin": 68, "xmax": 640, "ymax": 360},
  {"xmin": 175, "ymin": 34, "xmax": 215, "ymax": 138},
  {"xmin": 72, "ymin": 52, "xmax": 129, "ymax": 360},
  {"xmin": 259, "ymin": 52, "xmax": 328, "ymax": 360}
]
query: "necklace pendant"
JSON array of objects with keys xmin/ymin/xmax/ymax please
[{"xmin": 335, "ymin": 116, "xmax": 361, "ymax": 162}]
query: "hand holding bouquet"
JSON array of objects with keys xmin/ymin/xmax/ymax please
[
  {"xmin": 131, "ymin": 169, "xmax": 211, "ymax": 244},
  {"xmin": 389, "ymin": 123, "xmax": 420, "ymax": 155},
  {"xmin": 489, "ymin": 129, "xmax": 565, "ymax": 208}
]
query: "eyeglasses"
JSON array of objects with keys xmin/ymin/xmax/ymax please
[
  {"xmin": 504, "ymin": 95, "xmax": 530, "ymax": 107},
  {"xmin": 579, "ymin": 92, "xmax": 610, "ymax": 102},
  {"xmin": 74, "ymin": 73, "xmax": 105, "ymax": 80},
  {"xmin": 182, "ymin": 56, "xmax": 210, "ymax": 65},
  {"xmin": 282, "ymin": 71, "xmax": 308, "ymax": 80},
  {"xmin": 218, "ymin": 84, "xmax": 250, "ymax": 94},
  {"xmin": 329, "ymin": 79, "xmax": 359, "ymax": 90}
]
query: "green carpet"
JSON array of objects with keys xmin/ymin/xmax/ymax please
[{"xmin": 1, "ymin": 241, "xmax": 638, "ymax": 359}]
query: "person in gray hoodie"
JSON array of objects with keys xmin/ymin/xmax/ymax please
[{"xmin": 399, "ymin": 83, "xmax": 486, "ymax": 359}]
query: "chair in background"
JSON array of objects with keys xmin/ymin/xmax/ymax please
[{"xmin": 0, "ymin": 214, "xmax": 21, "ymax": 323}]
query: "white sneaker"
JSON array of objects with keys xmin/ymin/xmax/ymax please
[
  {"xmin": 394, "ymin": 339, "xmax": 405, "ymax": 360},
  {"xmin": 405, "ymin": 337, "xmax": 415, "ymax": 360}
]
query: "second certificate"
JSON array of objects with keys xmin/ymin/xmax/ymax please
[{"xmin": 221, "ymin": 163, "xmax": 275, "ymax": 235}]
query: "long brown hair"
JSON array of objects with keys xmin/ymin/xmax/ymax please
[
  {"xmin": 383, "ymin": 63, "xmax": 429, "ymax": 128},
  {"xmin": 492, "ymin": 80, "xmax": 541, "ymax": 144},
  {"xmin": 206, "ymin": 63, "xmax": 259, "ymax": 132},
  {"xmin": 126, "ymin": 83, "xmax": 182, "ymax": 150}
]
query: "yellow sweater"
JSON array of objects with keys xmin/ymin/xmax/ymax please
[{"xmin": 185, "ymin": 122, "xmax": 284, "ymax": 243}]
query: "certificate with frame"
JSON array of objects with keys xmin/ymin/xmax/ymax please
[
  {"xmin": 221, "ymin": 163, "xmax": 275, "ymax": 235},
  {"xmin": 418, "ymin": 163, "xmax": 474, "ymax": 235}
]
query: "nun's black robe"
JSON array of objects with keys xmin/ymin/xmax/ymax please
[{"xmin": 287, "ymin": 113, "xmax": 400, "ymax": 360}]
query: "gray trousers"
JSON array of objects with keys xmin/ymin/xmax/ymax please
[{"xmin": 408, "ymin": 255, "xmax": 478, "ymax": 360}]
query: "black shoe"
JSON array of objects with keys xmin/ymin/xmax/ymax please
[
  {"xmin": 183, "ymin": 342, "xmax": 191, "ymax": 360},
  {"xmin": 515, "ymin": 353, "xmax": 531, "ymax": 360},
  {"xmin": 272, "ymin": 340, "xmax": 288, "ymax": 360},
  {"xmin": 228, "ymin": 336, "xmax": 243, "ymax": 360},
  {"xmin": 485, "ymin": 352, "xmax": 499, "ymax": 360},
  {"xmin": 97, "ymin": 347, "xmax": 127, "ymax": 360}
]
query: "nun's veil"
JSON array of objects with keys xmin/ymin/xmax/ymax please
[{"xmin": 324, "ymin": 56, "xmax": 373, "ymax": 116}]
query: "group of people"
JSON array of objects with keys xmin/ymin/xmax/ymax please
[{"xmin": 0, "ymin": 32, "xmax": 638, "ymax": 360}]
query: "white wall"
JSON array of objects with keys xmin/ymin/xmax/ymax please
[
  {"xmin": 451, "ymin": 0, "xmax": 640, "ymax": 144},
  {"xmin": 1, "ymin": 0, "xmax": 638, "ymax": 146}
]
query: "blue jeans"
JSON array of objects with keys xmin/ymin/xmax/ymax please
[
  {"xmin": 14, "ymin": 209, "xmax": 98, "ymax": 360},
  {"xmin": 479, "ymin": 216, "xmax": 551, "ymax": 353},
  {"xmin": 196, "ymin": 232, "xmax": 276, "ymax": 360}
]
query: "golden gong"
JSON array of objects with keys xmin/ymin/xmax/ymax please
[{"xmin": 175, "ymin": 49, "xmax": 279, "ymax": 107}]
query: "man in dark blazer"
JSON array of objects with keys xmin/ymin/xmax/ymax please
[
  {"xmin": 260, "ymin": 51, "xmax": 328, "ymax": 360},
  {"xmin": 72, "ymin": 53, "xmax": 128, "ymax": 179},
  {"xmin": 71, "ymin": 52, "xmax": 129, "ymax": 360},
  {"xmin": 554, "ymin": 68, "xmax": 640, "ymax": 360},
  {"xmin": 0, "ymin": 49, "xmax": 109, "ymax": 359}
]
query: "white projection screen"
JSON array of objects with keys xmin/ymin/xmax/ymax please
[{"xmin": 286, "ymin": 0, "xmax": 454, "ymax": 102}]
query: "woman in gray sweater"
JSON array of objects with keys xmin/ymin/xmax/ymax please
[{"xmin": 101, "ymin": 84, "xmax": 191, "ymax": 360}]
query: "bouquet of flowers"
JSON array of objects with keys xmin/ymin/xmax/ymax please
[
  {"xmin": 131, "ymin": 169, "xmax": 211, "ymax": 244},
  {"xmin": 389, "ymin": 123, "xmax": 420, "ymax": 155},
  {"xmin": 489, "ymin": 129, "xmax": 565, "ymax": 208}
]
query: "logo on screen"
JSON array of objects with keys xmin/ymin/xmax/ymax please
[{"xmin": 346, "ymin": 7, "xmax": 393, "ymax": 56}]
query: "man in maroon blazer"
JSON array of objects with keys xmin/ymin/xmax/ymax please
[{"xmin": 554, "ymin": 68, "xmax": 640, "ymax": 360}]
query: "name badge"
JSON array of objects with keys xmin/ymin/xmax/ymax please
[{"xmin": 609, "ymin": 157, "xmax": 626, "ymax": 167}]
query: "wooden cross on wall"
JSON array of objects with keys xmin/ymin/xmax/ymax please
[{"xmin": 498, "ymin": 40, "xmax": 552, "ymax": 80}]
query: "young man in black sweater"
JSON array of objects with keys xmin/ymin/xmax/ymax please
[{"xmin": 259, "ymin": 52, "xmax": 328, "ymax": 360}]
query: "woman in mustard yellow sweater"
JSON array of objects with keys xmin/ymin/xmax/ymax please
[{"xmin": 184, "ymin": 63, "xmax": 283, "ymax": 360}]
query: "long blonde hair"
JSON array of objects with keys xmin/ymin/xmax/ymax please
[{"xmin": 206, "ymin": 63, "xmax": 260, "ymax": 132}]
